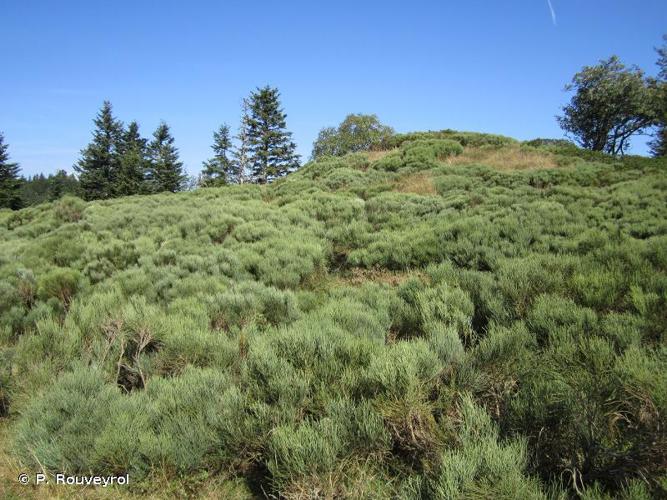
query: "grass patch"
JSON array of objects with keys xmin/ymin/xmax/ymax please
[{"xmin": 446, "ymin": 144, "xmax": 560, "ymax": 170}]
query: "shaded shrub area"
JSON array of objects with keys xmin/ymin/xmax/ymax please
[{"xmin": 1, "ymin": 133, "xmax": 666, "ymax": 498}]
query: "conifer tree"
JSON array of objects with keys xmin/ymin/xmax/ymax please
[
  {"xmin": 74, "ymin": 101, "xmax": 123, "ymax": 200},
  {"xmin": 650, "ymin": 34, "xmax": 667, "ymax": 157},
  {"xmin": 0, "ymin": 132, "xmax": 23, "ymax": 210},
  {"xmin": 201, "ymin": 124, "xmax": 236, "ymax": 186},
  {"xmin": 49, "ymin": 170, "xmax": 67, "ymax": 201},
  {"xmin": 245, "ymin": 86, "xmax": 300, "ymax": 183},
  {"xmin": 116, "ymin": 121, "xmax": 148, "ymax": 196},
  {"xmin": 147, "ymin": 122, "xmax": 185, "ymax": 193},
  {"xmin": 232, "ymin": 99, "xmax": 252, "ymax": 184}
]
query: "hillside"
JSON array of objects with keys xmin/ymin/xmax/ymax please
[{"xmin": 1, "ymin": 131, "xmax": 666, "ymax": 498}]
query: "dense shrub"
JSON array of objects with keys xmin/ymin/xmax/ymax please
[
  {"xmin": 1, "ymin": 130, "xmax": 666, "ymax": 497},
  {"xmin": 387, "ymin": 130, "xmax": 517, "ymax": 149},
  {"xmin": 37, "ymin": 267, "xmax": 84, "ymax": 309},
  {"xmin": 53, "ymin": 195, "xmax": 86, "ymax": 223},
  {"xmin": 402, "ymin": 139, "xmax": 463, "ymax": 162},
  {"xmin": 430, "ymin": 395, "xmax": 545, "ymax": 498},
  {"xmin": 13, "ymin": 367, "xmax": 121, "ymax": 472},
  {"xmin": 206, "ymin": 281, "xmax": 300, "ymax": 332},
  {"xmin": 372, "ymin": 139, "xmax": 463, "ymax": 172}
]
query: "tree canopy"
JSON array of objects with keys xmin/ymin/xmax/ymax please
[
  {"xmin": 311, "ymin": 113, "xmax": 394, "ymax": 160},
  {"xmin": 557, "ymin": 56, "xmax": 657, "ymax": 156}
]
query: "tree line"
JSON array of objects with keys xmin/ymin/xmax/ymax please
[
  {"xmin": 0, "ymin": 85, "xmax": 300, "ymax": 207},
  {"xmin": 1, "ymin": 36, "xmax": 666, "ymax": 210},
  {"xmin": 20, "ymin": 170, "xmax": 81, "ymax": 206},
  {"xmin": 74, "ymin": 85, "xmax": 299, "ymax": 200}
]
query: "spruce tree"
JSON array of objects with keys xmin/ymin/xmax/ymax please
[
  {"xmin": 232, "ymin": 98, "xmax": 252, "ymax": 184},
  {"xmin": 116, "ymin": 121, "xmax": 148, "ymax": 196},
  {"xmin": 74, "ymin": 101, "xmax": 123, "ymax": 200},
  {"xmin": 49, "ymin": 170, "xmax": 67, "ymax": 201},
  {"xmin": 0, "ymin": 132, "xmax": 23, "ymax": 210},
  {"xmin": 201, "ymin": 124, "xmax": 236, "ymax": 186},
  {"xmin": 147, "ymin": 122, "xmax": 185, "ymax": 193},
  {"xmin": 650, "ymin": 34, "xmax": 667, "ymax": 157},
  {"xmin": 245, "ymin": 86, "xmax": 300, "ymax": 183}
]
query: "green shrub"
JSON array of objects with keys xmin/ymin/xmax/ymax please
[
  {"xmin": 268, "ymin": 418, "xmax": 345, "ymax": 493},
  {"xmin": 13, "ymin": 366, "xmax": 121, "ymax": 472},
  {"xmin": 38, "ymin": 267, "xmax": 84, "ymax": 309},
  {"xmin": 207, "ymin": 281, "xmax": 300, "ymax": 332},
  {"xmin": 506, "ymin": 336, "xmax": 667, "ymax": 493},
  {"xmin": 361, "ymin": 339, "xmax": 441, "ymax": 399},
  {"xmin": 527, "ymin": 294, "xmax": 597, "ymax": 346},
  {"xmin": 2, "ymin": 129, "xmax": 667, "ymax": 497},
  {"xmin": 431, "ymin": 394, "xmax": 545, "ymax": 499},
  {"xmin": 387, "ymin": 130, "xmax": 516, "ymax": 149},
  {"xmin": 53, "ymin": 195, "xmax": 86, "ymax": 223},
  {"xmin": 372, "ymin": 151, "xmax": 403, "ymax": 172},
  {"xmin": 402, "ymin": 139, "xmax": 463, "ymax": 162}
]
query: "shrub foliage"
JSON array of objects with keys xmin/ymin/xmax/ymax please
[{"xmin": 1, "ymin": 131, "xmax": 666, "ymax": 498}]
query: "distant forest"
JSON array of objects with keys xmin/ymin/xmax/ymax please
[{"xmin": 20, "ymin": 170, "xmax": 81, "ymax": 206}]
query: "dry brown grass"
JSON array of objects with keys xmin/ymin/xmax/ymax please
[
  {"xmin": 334, "ymin": 268, "xmax": 424, "ymax": 288},
  {"xmin": 444, "ymin": 145, "xmax": 559, "ymax": 171},
  {"xmin": 279, "ymin": 456, "xmax": 389, "ymax": 500},
  {"xmin": 393, "ymin": 172, "xmax": 436, "ymax": 195},
  {"xmin": 366, "ymin": 150, "xmax": 393, "ymax": 162}
]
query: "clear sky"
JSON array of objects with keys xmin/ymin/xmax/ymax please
[{"xmin": 1, "ymin": 0, "xmax": 665, "ymax": 177}]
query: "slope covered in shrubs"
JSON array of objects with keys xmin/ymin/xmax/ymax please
[{"xmin": 0, "ymin": 132, "xmax": 666, "ymax": 498}]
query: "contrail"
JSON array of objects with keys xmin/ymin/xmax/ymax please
[{"xmin": 546, "ymin": 0, "xmax": 557, "ymax": 26}]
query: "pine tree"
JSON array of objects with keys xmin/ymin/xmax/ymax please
[
  {"xmin": 245, "ymin": 86, "xmax": 300, "ymax": 183},
  {"xmin": 232, "ymin": 98, "xmax": 252, "ymax": 184},
  {"xmin": 201, "ymin": 124, "xmax": 236, "ymax": 186},
  {"xmin": 49, "ymin": 170, "xmax": 67, "ymax": 201},
  {"xmin": 116, "ymin": 121, "xmax": 148, "ymax": 196},
  {"xmin": 650, "ymin": 34, "xmax": 667, "ymax": 157},
  {"xmin": 74, "ymin": 101, "xmax": 123, "ymax": 200},
  {"xmin": 147, "ymin": 122, "xmax": 185, "ymax": 193},
  {"xmin": 0, "ymin": 132, "xmax": 23, "ymax": 210}
]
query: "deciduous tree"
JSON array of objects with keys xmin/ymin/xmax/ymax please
[
  {"xmin": 557, "ymin": 57, "xmax": 657, "ymax": 156},
  {"xmin": 311, "ymin": 114, "xmax": 394, "ymax": 159}
]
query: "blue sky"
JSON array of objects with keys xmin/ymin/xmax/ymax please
[{"xmin": 1, "ymin": 0, "xmax": 665, "ymax": 177}]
